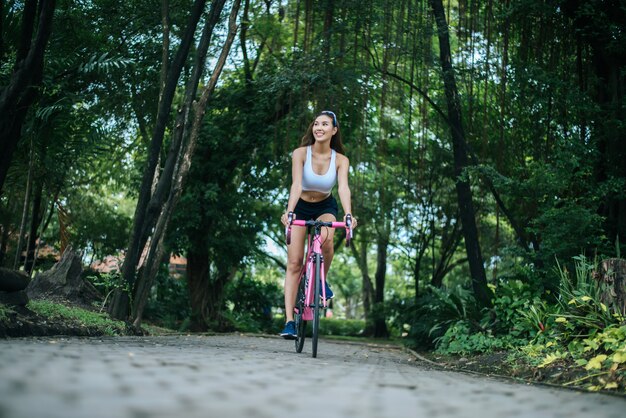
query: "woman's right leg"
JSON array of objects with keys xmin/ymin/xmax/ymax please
[{"xmin": 284, "ymin": 226, "xmax": 306, "ymax": 323}]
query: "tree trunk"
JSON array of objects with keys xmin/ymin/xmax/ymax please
[
  {"xmin": 0, "ymin": 0, "xmax": 56, "ymax": 194},
  {"xmin": 108, "ymin": 0, "xmax": 208, "ymax": 320},
  {"xmin": 240, "ymin": 0, "xmax": 253, "ymax": 84},
  {"xmin": 186, "ymin": 247, "xmax": 236, "ymax": 332},
  {"xmin": 0, "ymin": 0, "xmax": 4, "ymax": 61},
  {"xmin": 373, "ymin": 232, "xmax": 390, "ymax": 338},
  {"xmin": 413, "ymin": 235, "xmax": 427, "ymax": 299},
  {"xmin": 24, "ymin": 178, "xmax": 44, "ymax": 274},
  {"xmin": 131, "ymin": 0, "xmax": 240, "ymax": 327},
  {"xmin": 350, "ymin": 238, "xmax": 374, "ymax": 334},
  {"xmin": 431, "ymin": 219, "xmax": 463, "ymax": 288},
  {"xmin": 138, "ymin": 0, "xmax": 227, "ymax": 250},
  {"xmin": 186, "ymin": 245, "xmax": 210, "ymax": 332},
  {"xmin": 0, "ymin": 222, "xmax": 10, "ymax": 266},
  {"xmin": 594, "ymin": 258, "xmax": 626, "ymax": 316},
  {"xmin": 159, "ymin": 0, "xmax": 170, "ymax": 101},
  {"xmin": 14, "ymin": 142, "xmax": 34, "ymax": 270},
  {"xmin": 429, "ymin": 0, "xmax": 492, "ymax": 308}
]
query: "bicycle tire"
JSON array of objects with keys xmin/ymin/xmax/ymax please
[
  {"xmin": 294, "ymin": 274, "xmax": 307, "ymax": 353},
  {"xmin": 311, "ymin": 253, "xmax": 321, "ymax": 358}
]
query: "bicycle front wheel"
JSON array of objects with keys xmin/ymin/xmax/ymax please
[
  {"xmin": 295, "ymin": 274, "xmax": 307, "ymax": 353},
  {"xmin": 311, "ymin": 253, "xmax": 322, "ymax": 358}
]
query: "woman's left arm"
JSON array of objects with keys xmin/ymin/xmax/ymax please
[{"xmin": 337, "ymin": 155, "xmax": 357, "ymax": 228}]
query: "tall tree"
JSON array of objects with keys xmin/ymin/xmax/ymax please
[
  {"xmin": 108, "ymin": 0, "xmax": 209, "ymax": 320},
  {"xmin": 132, "ymin": 0, "xmax": 241, "ymax": 327},
  {"xmin": 429, "ymin": 0, "xmax": 492, "ymax": 308},
  {"xmin": 0, "ymin": 0, "xmax": 56, "ymax": 194}
]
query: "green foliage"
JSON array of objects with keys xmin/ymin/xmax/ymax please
[
  {"xmin": 419, "ymin": 254, "xmax": 626, "ymax": 390},
  {"xmin": 224, "ymin": 275, "xmax": 282, "ymax": 333},
  {"xmin": 0, "ymin": 303, "xmax": 14, "ymax": 324},
  {"xmin": 67, "ymin": 192, "xmax": 132, "ymax": 261},
  {"xmin": 85, "ymin": 270, "xmax": 123, "ymax": 294},
  {"xmin": 391, "ymin": 285, "xmax": 482, "ymax": 350},
  {"xmin": 551, "ymin": 256, "xmax": 622, "ymax": 338},
  {"xmin": 516, "ymin": 297, "xmax": 558, "ymax": 337},
  {"xmin": 142, "ymin": 271, "xmax": 192, "ymax": 332},
  {"xmin": 319, "ymin": 318, "xmax": 367, "ymax": 337},
  {"xmin": 271, "ymin": 317, "xmax": 366, "ymax": 337},
  {"xmin": 518, "ymin": 324, "xmax": 626, "ymax": 392},
  {"xmin": 84, "ymin": 270, "xmax": 129, "ymax": 311},
  {"xmin": 434, "ymin": 321, "xmax": 521, "ymax": 355},
  {"xmin": 432, "ymin": 280, "xmax": 539, "ymax": 355},
  {"xmin": 27, "ymin": 300, "xmax": 126, "ymax": 336}
]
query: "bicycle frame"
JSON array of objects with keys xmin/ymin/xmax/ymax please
[{"xmin": 287, "ymin": 215, "xmax": 352, "ymax": 357}]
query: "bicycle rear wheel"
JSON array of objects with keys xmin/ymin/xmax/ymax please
[
  {"xmin": 294, "ymin": 274, "xmax": 307, "ymax": 353},
  {"xmin": 311, "ymin": 253, "xmax": 322, "ymax": 358}
]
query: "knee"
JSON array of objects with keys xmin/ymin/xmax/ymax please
[
  {"xmin": 287, "ymin": 258, "xmax": 303, "ymax": 275},
  {"xmin": 322, "ymin": 241, "xmax": 334, "ymax": 258}
]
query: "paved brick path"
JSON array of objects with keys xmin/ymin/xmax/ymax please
[{"xmin": 0, "ymin": 334, "xmax": 624, "ymax": 418}]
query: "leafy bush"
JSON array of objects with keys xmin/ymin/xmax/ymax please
[
  {"xmin": 516, "ymin": 256, "xmax": 626, "ymax": 391},
  {"xmin": 390, "ymin": 285, "xmax": 482, "ymax": 350},
  {"xmin": 434, "ymin": 321, "xmax": 524, "ymax": 355},
  {"xmin": 225, "ymin": 276, "xmax": 282, "ymax": 333},
  {"xmin": 84, "ymin": 270, "xmax": 125, "ymax": 309},
  {"xmin": 551, "ymin": 256, "xmax": 620, "ymax": 337},
  {"xmin": 271, "ymin": 316, "xmax": 366, "ymax": 337},
  {"xmin": 319, "ymin": 318, "xmax": 366, "ymax": 336},
  {"xmin": 433, "ymin": 279, "xmax": 543, "ymax": 355},
  {"xmin": 0, "ymin": 303, "xmax": 13, "ymax": 324},
  {"xmin": 143, "ymin": 270, "xmax": 192, "ymax": 331},
  {"xmin": 518, "ymin": 324, "xmax": 626, "ymax": 391}
]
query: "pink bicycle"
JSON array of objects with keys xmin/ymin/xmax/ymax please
[{"xmin": 286, "ymin": 213, "xmax": 352, "ymax": 358}]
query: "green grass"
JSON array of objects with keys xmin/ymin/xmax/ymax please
[
  {"xmin": 27, "ymin": 300, "xmax": 127, "ymax": 336},
  {"xmin": 0, "ymin": 303, "xmax": 14, "ymax": 324}
]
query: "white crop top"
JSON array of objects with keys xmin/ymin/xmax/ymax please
[{"xmin": 301, "ymin": 146, "xmax": 337, "ymax": 194}]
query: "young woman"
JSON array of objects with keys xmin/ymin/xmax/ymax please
[{"xmin": 279, "ymin": 110, "xmax": 357, "ymax": 339}]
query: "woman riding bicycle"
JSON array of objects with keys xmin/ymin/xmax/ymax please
[{"xmin": 279, "ymin": 110, "xmax": 357, "ymax": 339}]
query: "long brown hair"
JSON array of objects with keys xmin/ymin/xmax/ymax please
[{"xmin": 299, "ymin": 111, "xmax": 345, "ymax": 155}]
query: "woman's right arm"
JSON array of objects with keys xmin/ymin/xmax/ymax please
[{"xmin": 283, "ymin": 148, "xmax": 305, "ymax": 225}]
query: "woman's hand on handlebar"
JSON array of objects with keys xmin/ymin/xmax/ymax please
[
  {"xmin": 283, "ymin": 211, "xmax": 295, "ymax": 245},
  {"xmin": 344, "ymin": 214, "xmax": 357, "ymax": 229},
  {"xmin": 281, "ymin": 211, "xmax": 294, "ymax": 227}
]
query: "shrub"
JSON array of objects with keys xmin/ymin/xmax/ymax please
[
  {"xmin": 433, "ymin": 279, "xmax": 543, "ymax": 354},
  {"xmin": 551, "ymin": 255, "xmax": 621, "ymax": 337},
  {"xmin": 143, "ymin": 270, "xmax": 192, "ymax": 331},
  {"xmin": 225, "ymin": 276, "xmax": 282, "ymax": 333},
  {"xmin": 271, "ymin": 316, "xmax": 366, "ymax": 337},
  {"xmin": 434, "ymin": 321, "xmax": 523, "ymax": 355},
  {"xmin": 390, "ymin": 285, "xmax": 481, "ymax": 350},
  {"xmin": 516, "ymin": 255, "xmax": 626, "ymax": 392}
]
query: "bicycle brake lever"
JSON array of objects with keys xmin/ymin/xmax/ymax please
[
  {"xmin": 286, "ymin": 211, "xmax": 294, "ymax": 245},
  {"xmin": 345, "ymin": 214, "xmax": 353, "ymax": 247}
]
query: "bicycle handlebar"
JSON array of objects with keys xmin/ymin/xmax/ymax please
[
  {"xmin": 286, "ymin": 213, "xmax": 353, "ymax": 247},
  {"xmin": 290, "ymin": 219, "xmax": 346, "ymax": 228}
]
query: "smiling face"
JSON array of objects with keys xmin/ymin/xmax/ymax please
[{"xmin": 312, "ymin": 115, "xmax": 338, "ymax": 144}]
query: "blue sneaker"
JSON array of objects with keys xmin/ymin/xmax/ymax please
[
  {"xmin": 280, "ymin": 321, "xmax": 297, "ymax": 339},
  {"xmin": 322, "ymin": 281, "xmax": 334, "ymax": 300}
]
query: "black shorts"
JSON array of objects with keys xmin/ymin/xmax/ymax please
[{"xmin": 294, "ymin": 195, "xmax": 338, "ymax": 220}]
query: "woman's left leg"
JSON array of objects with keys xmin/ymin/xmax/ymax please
[{"xmin": 317, "ymin": 213, "xmax": 336, "ymax": 277}]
